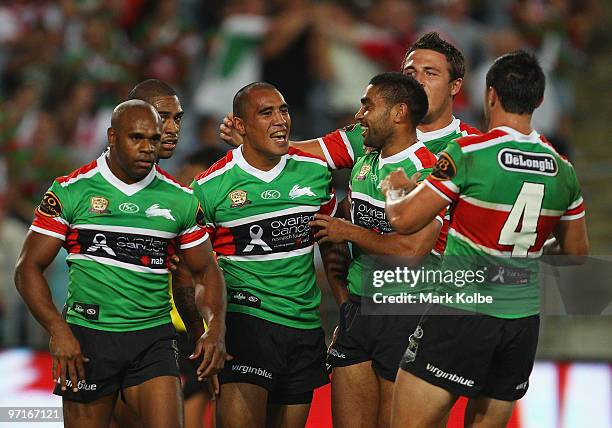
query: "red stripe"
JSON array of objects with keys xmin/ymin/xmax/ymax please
[
  {"xmin": 452, "ymin": 199, "xmax": 562, "ymax": 252},
  {"xmin": 434, "ymin": 217, "xmax": 449, "ymax": 254},
  {"xmin": 564, "ymin": 201, "xmax": 585, "ymax": 216},
  {"xmin": 65, "ymin": 228, "xmax": 80, "ymax": 254},
  {"xmin": 414, "ymin": 146, "xmax": 437, "ymax": 168},
  {"xmin": 319, "ymin": 192, "xmax": 337, "ymax": 216},
  {"xmin": 557, "ymin": 362, "xmax": 570, "ymax": 423},
  {"xmin": 321, "ymin": 129, "xmax": 354, "ymax": 169},
  {"xmin": 288, "ymin": 146, "xmax": 325, "ymax": 162},
  {"xmin": 458, "ymin": 121, "xmax": 482, "ymax": 136},
  {"xmin": 426, "ymin": 177, "xmax": 458, "ymax": 201},
  {"xmin": 56, "ymin": 159, "xmax": 98, "ymax": 184},
  {"xmin": 31, "ymin": 215, "xmax": 68, "ymax": 237},
  {"xmin": 156, "ymin": 165, "xmax": 191, "ymax": 191},
  {"xmin": 456, "ymin": 129, "xmax": 507, "ymax": 149},
  {"xmin": 179, "ymin": 228, "xmax": 208, "ymax": 246},
  {"xmin": 212, "ymin": 226, "xmax": 236, "ymax": 255},
  {"xmin": 195, "ymin": 150, "xmax": 234, "ymax": 182}
]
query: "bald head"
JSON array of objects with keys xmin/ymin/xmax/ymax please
[
  {"xmin": 127, "ymin": 79, "xmax": 177, "ymax": 105},
  {"xmin": 111, "ymin": 99, "xmax": 161, "ymax": 130}
]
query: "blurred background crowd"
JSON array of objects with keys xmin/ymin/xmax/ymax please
[{"xmin": 0, "ymin": 0, "xmax": 610, "ymax": 359}]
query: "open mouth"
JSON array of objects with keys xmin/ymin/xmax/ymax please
[
  {"xmin": 270, "ymin": 130, "xmax": 288, "ymax": 144},
  {"xmin": 161, "ymin": 140, "xmax": 177, "ymax": 150}
]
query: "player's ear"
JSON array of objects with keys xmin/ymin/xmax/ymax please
[
  {"xmin": 107, "ymin": 127, "xmax": 116, "ymax": 148},
  {"xmin": 393, "ymin": 103, "xmax": 408, "ymax": 123},
  {"xmin": 450, "ymin": 77, "xmax": 463, "ymax": 97},
  {"xmin": 233, "ymin": 117, "xmax": 247, "ymax": 136},
  {"xmin": 486, "ymin": 86, "xmax": 497, "ymax": 109}
]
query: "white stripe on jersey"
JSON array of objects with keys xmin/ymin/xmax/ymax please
[
  {"xmin": 424, "ymin": 180, "xmax": 453, "ymax": 203},
  {"xmin": 448, "ymin": 228, "xmax": 543, "ymax": 258},
  {"xmin": 351, "ymin": 191, "xmax": 385, "ymax": 208},
  {"xmin": 66, "ymin": 253, "xmax": 169, "ymax": 274},
  {"xmin": 460, "ymin": 196, "xmax": 564, "ymax": 216},
  {"xmin": 560, "ymin": 212, "xmax": 586, "ymax": 221},
  {"xmin": 72, "ymin": 223, "xmax": 177, "ymax": 239},
  {"xmin": 30, "ymin": 226, "xmax": 65, "ymax": 241},
  {"xmin": 179, "ymin": 233, "xmax": 209, "ymax": 249},
  {"xmin": 60, "ymin": 166, "xmax": 99, "ymax": 187},
  {"xmin": 156, "ymin": 171, "xmax": 193, "ymax": 194},
  {"xmin": 218, "ymin": 246, "xmax": 314, "ymax": 262},
  {"xmin": 317, "ymin": 137, "xmax": 337, "ymax": 169},
  {"xmin": 197, "ymin": 157, "xmax": 238, "ymax": 185},
  {"xmin": 567, "ymin": 197, "xmax": 584, "ymax": 210},
  {"xmin": 340, "ymin": 131, "xmax": 355, "ymax": 163},
  {"xmin": 287, "ymin": 153, "xmax": 327, "ymax": 168},
  {"xmin": 461, "ymin": 134, "xmax": 515, "ymax": 153},
  {"xmin": 218, "ymin": 205, "xmax": 320, "ymax": 228}
]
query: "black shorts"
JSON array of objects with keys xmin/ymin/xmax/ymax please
[
  {"xmin": 327, "ymin": 295, "xmax": 421, "ymax": 382},
  {"xmin": 219, "ymin": 312, "xmax": 329, "ymax": 405},
  {"xmin": 400, "ymin": 304, "xmax": 540, "ymax": 401},
  {"xmin": 176, "ymin": 330, "xmax": 208, "ymax": 400},
  {"xmin": 54, "ymin": 323, "xmax": 179, "ymax": 403}
]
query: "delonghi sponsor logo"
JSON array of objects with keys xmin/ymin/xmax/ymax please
[
  {"xmin": 498, "ymin": 149, "xmax": 558, "ymax": 176},
  {"xmin": 119, "ymin": 202, "xmax": 140, "ymax": 213},
  {"xmin": 231, "ymin": 364, "xmax": 273, "ymax": 379},
  {"xmin": 261, "ymin": 190, "xmax": 281, "ymax": 200},
  {"xmin": 426, "ymin": 364, "xmax": 475, "ymax": 387}
]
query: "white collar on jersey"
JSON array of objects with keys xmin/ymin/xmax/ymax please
[
  {"xmin": 494, "ymin": 126, "xmax": 541, "ymax": 143},
  {"xmin": 378, "ymin": 141, "xmax": 428, "ymax": 170},
  {"xmin": 233, "ymin": 145, "xmax": 287, "ymax": 183},
  {"xmin": 97, "ymin": 152, "xmax": 157, "ymax": 196},
  {"xmin": 416, "ymin": 116, "xmax": 460, "ymax": 142}
]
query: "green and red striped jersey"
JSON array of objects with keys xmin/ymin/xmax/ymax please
[
  {"xmin": 192, "ymin": 146, "xmax": 335, "ymax": 329},
  {"xmin": 426, "ymin": 126, "xmax": 585, "ymax": 318},
  {"xmin": 31, "ymin": 153, "xmax": 208, "ymax": 331}
]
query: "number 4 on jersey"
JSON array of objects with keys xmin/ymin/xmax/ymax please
[{"xmin": 499, "ymin": 182, "xmax": 545, "ymax": 257}]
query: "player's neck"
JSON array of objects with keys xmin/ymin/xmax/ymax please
[
  {"xmin": 488, "ymin": 113, "xmax": 533, "ymax": 136},
  {"xmin": 241, "ymin": 144, "xmax": 282, "ymax": 171},
  {"xmin": 380, "ymin": 132, "xmax": 418, "ymax": 158},
  {"xmin": 417, "ymin": 108, "xmax": 453, "ymax": 133},
  {"xmin": 106, "ymin": 153, "xmax": 144, "ymax": 184}
]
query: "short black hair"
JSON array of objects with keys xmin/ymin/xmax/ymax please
[
  {"xmin": 369, "ymin": 72, "xmax": 429, "ymax": 126},
  {"xmin": 127, "ymin": 79, "xmax": 177, "ymax": 104},
  {"xmin": 403, "ymin": 32, "xmax": 465, "ymax": 81},
  {"xmin": 232, "ymin": 82, "xmax": 277, "ymax": 118},
  {"xmin": 486, "ymin": 50, "xmax": 545, "ymax": 115}
]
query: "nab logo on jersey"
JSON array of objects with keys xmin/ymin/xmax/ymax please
[
  {"xmin": 289, "ymin": 184, "xmax": 316, "ymax": 199},
  {"xmin": 498, "ymin": 149, "xmax": 558, "ymax": 176}
]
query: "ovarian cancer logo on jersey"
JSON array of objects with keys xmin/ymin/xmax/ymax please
[
  {"xmin": 431, "ymin": 153, "xmax": 457, "ymax": 181},
  {"xmin": 229, "ymin": 190, "xmax": 251, "ymax": 208},
  {"xmin": 89, "ymin": 196, "xmax": 110, "ymax": 214},
  {"xmin": 356, "ymin": 164, "xmax": 371, "ymax": 181}
]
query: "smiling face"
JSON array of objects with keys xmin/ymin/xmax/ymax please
[
  {"xmin": 402, "ymin": 49, "xmax": 462, "ymax": 126},
  {"xmin": 149, "ymin": 95, "xmax": 183, "ymax": 159},
  {"xmin": 236, "ymin": 87, "xmax": 291, "ymax": 165},
  {"xmin": 108, "ymin": 105, "xmax": 161, "ymax": 183},
  {"xmin": 354, "ymin": 84, "xmax": 394, "ymax": 150}
]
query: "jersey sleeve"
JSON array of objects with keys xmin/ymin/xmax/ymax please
[
  {"xmin": 560, "ymin": 166, "xmax": 586, "ymax": 221},
  {"xmin": 190, "ymin": 179, "xmax": 216, "ymax": 239},
  {"xmin": 30, "ymin": 180, "xmax": 72, "ymax": 241},
  {"xmin": 424, "ymin": 141, "xmax": 466, "ymax": 204},
  {"xmin": 317, "ymin": 123, "xmax": 366, "ymax": 170},
  {"xmin": 177, "ymin": 192, "xmax": 210, "ymax": 250}
]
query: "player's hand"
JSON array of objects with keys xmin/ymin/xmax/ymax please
[
  {"xmin": 380, "ymin": 168, "xmax": 420, "ymax": 197},
  {"xmin": 190, "ymin": 326, "xmax": 232, "ymax": 381},
  {"xmin": 49, "ymin": 323, "xmax": 89, "ymax": 393},
  {"xmin": 205, "ymin": 374, "xmax": 220, "ymax": 400},
  {"xmin": 310, "ymin": 214, "xmax": 353, "ymax": 244},
  {"xmin": 219, "ymin": 113, "xmax": 243, "ymax": 147},
  {"xmin": 167, "ymin": 254, "xmax": 180, "ymax": 271}
]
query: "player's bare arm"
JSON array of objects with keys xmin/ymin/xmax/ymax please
[
  {"xmin": 170, "ymin": 251, "xmax": 205, "ymax": 344},
  {"xmin": 544, "ymin": 217, "xmax": 589, "ymax": 264},
  {"xmin": 311, "ymin": 213, "xmax": 441, "ymax": 267},
  {"xmin": 179, "ymin": 239, "xmax": 231, "ymax": 382},
  {"xmin": 14, "ymin": 231, "xmax": 89, "ymax": 393},
  {"xmin": 220, "ymin": 112, "xmax": 324, "ymax": 157}
]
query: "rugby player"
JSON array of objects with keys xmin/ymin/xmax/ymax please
[
  {"xmin": 381, "ymin": 50, "xmax": 589, "ymax": 428},
  {"xmin": 14, "ymin": 100, "xmax": 228, "ymax": 428},
  {"xmin": 309, "ymin": 72, "xmax": 443, "ymax": 427},
  {"xmin": 175, "ymin": 82, "xmax": 343, "ymax": 428}
]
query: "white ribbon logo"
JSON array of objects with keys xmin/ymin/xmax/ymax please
[
  {"xmin": 86, "ymin": 233, "xmax": 116, "ymax": 256},
  {"xmin": 491, "ymin": 267, "xmax": 505, "ymax": 283},
  {"xmin": 244, "ymin": 225, "xmax": 272, "ymax": 252}
]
